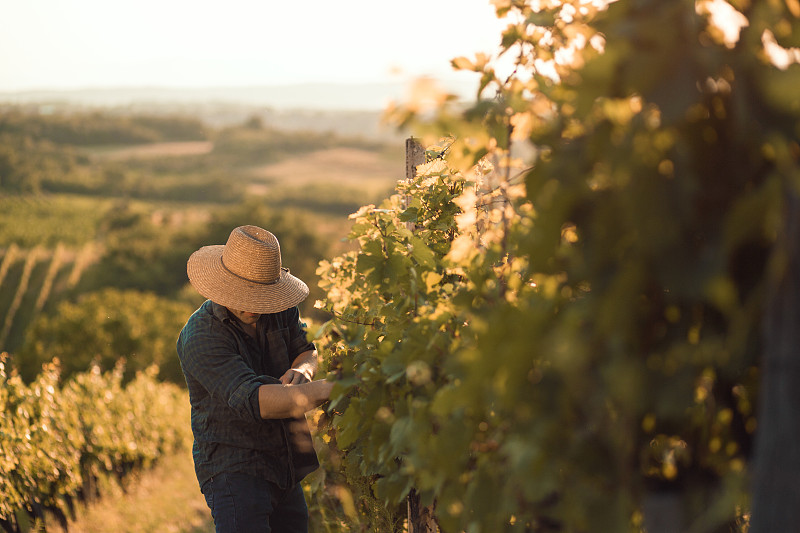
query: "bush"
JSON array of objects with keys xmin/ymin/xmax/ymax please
[{"xmin": 16, "ymin": 288, "xmax": 195, "ymax": 385}]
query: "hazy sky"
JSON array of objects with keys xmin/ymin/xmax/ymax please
[{"xmin": 0, "ymin": 0, "xmax": 506, "ymax": 92}]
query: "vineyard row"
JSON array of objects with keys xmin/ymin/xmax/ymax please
[
  {"xmin": 0, "ymin": 243, "xmax": 97, "ymax": 353},
  {"xmin": 0, "ymin": 356, "xmax": 192, "ymax": 533}
]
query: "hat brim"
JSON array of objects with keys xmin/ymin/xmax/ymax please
[{"xmin": 187, "ymin": 245, "xmax": 309, "ymax": 314}]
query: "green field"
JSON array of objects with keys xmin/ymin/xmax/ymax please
[{"xmin": 0, "ymin": 195, "xmax": 112, "ymax": 247}]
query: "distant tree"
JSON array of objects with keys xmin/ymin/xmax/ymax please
[
  {"xmin": 0, "ymin": 140, "xmax": 27, "ymax": 192},
  {"xmin": 75, "ymin": 203, "xmax": 200, "ymax": 297},
  {"xmin": 129, "ymin": 114, "xmax": 208, "ymax": 141},
  {"xmin": 74, "ymin": 199, "xmax": 330, "ymax": 318},
  {"xmin": 244, "ymin": 114, "xmax": 265, "ymax": 130},
  {"xmin": 0, "ymin": 109, "xmax": 208, "ymax": 146},
  {"xmin": 15, "ymin": 288, "xmax": 195, "ymax": 385}
]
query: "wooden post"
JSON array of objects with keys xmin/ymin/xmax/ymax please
[
  {"xmin": 408, "ymin": 488, "xmax": 438, "ymax": 533},
  {"xmin": 405, "ymin": 137, "xmax": 425, "ymax": 181},
  {"xmin": 405, "ymin": 137, "xmax": 425, "ymax": 232},
  {"xmin": 405, "ymin": 137, "xmax": 438, "ymax": 533}
]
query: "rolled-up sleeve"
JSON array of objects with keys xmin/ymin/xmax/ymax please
[{"xmin": 180, "ymin": 327, "xmax": 269, "ymax": 423}]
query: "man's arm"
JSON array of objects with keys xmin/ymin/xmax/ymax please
[
  {"xmin": 258, "ymin": 348, "xmax": 331, "ymax": 419},
  {"xmin": 258, "ymin": 379, "xmax": 333, "ymax": 419}
]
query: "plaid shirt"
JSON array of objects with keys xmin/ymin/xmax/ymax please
[{"xmin": 176, "ymin": 300, "xmax": 319, "ymax": 489}]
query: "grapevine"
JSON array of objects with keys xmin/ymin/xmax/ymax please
[
  {"xmin": 0, "ymin": 354, "xmax": 190, "ymax": 532},
  {"xmin": 32, "ymin": 243, "xmax": 65, "ymax": 315},
  {"xmin": 0, "ymin": 244, "xmax": 19, "ymax": 289},
  {"xmin": 0, "ymin": 247, "xmax": 41, "ymax": 348}
]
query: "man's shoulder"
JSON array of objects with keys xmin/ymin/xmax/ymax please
[
  {"xmin": 177, "ymin": 302, "xmax": 241, "ymax": 367},
  {"xmin": 180, "ymin": 300, "xmax": 226, "ymax": 337}
]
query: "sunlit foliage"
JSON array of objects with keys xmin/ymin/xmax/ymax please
[
  {"xmin": 0, "ymin": 355, "xmax": 190, "ymax": 531},
  {"xmin": 316, "ymin": 0, "xmax": 799, "ymax": 530}
]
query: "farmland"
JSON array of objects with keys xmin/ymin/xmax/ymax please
[{"xmin": 0, "ymin": 106, "xmax": 403, "ymax": 369}]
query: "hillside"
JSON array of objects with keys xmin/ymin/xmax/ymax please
[{"xmin": 0, "ymin": 106, "xmax": 403, "ymax": 372}]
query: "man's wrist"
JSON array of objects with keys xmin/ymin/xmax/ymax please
[{"xmin": 293, "ymin": 363, "xmax": 315, "ymax": 381}]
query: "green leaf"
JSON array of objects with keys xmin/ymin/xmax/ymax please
[
  {"xmin": 335, "ymin": 402, "xmax": 364, "ymax": 449},
  {"xmin": 409, "ymin": 236, "xmax": 437, "ymax": 269},
  {"xmin": 424, "ymin": 271, "xmax": 443, "ymax": 293},
  {"xmin": 399, "ymin": 206, "xmax": 419, "ymax": 222},
  {"xmin": 374, "ymin": 475, "xmax": 414, "ymax": 504}
]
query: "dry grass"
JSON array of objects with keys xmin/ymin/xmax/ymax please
[
  {"xmin": 246, "ymin": 147, "xmax": 405, "ymax": 256},
  {"xmin": 51, "ymin": 451, "xmax": 213, "ymax": 533},
  {"xmin": 90, "ymin": 141, "xmax": 214, "ymax": 160},
  {"xmin": 247, "ymin": 147, "xmax": 403, "ymax": 198}
]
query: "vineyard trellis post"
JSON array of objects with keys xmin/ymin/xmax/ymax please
[
  {"xmin": 404, "ymin": 137, "xmax": 425, "ymax": 233},
  {"xmin": 404, "ymin": 137, "xmax": 439, "ymax": 533},
  {"xmin": 405, "ymin": 138, "xmax": 425, "ymax": 186}
]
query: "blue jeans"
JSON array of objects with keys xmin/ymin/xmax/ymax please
[{"xmin": 201, "ymin": 472, "xmax": 309, "ymax": 533}]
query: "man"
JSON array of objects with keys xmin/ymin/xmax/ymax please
[{"xmin": 177, "ymin": 225, "xmax": 334, "ymax": 533}]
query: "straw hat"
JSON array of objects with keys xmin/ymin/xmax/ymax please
[{"xmin": 187, "ymin": 225, "xmax": 309, "ymax": 314}]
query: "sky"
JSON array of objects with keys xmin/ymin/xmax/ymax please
[{"xmin": 0, "ymin": 0, "xmax": 507, "ymax": 93}]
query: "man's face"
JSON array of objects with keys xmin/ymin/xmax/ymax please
[{"xmin": 226, "ymin": 307, "xmax": 261, "ymax": 326}]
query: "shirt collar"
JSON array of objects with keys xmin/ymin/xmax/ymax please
[
  {"xmin": 209, "ymin": 300, "xmax": 265, "ymax": 333},
  {"xmin": 209, "ymin": 300, "xmax": 234, "ymax": 323}
]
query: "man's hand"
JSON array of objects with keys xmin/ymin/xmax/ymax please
[
  {"xmin": 279, "ymin": 367, "xmax": 312, "ymax": 385},
  {"xmin": 258, "ymin": 377, "xmax": 335, "ymax": 419},
  {"xmin": 280, "ymin": 350, "xmax": 318, "ymax": 385}
]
